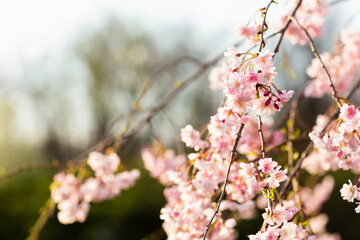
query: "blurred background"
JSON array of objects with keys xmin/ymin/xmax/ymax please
[{"xmin": 1, "ymin": 0, "xmax": 360, "ymax": 239}]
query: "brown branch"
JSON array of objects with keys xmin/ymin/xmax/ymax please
[
  {"xmin": 202, "ymin": 123, "xmax": 245, "ymax": 240},
  {"xmin": 0, "ymin": 162, "xmax": 61, "ymax": 182},
  {"xmin": 249, "ymin": 134, "xmax": 309, "ymax": 163},
  {"xmin": 257, "ymin": 115, "xmax": 267, "ymax": 159},
  {"xmin": 161, "ymin": 109, "xmax": 185, "ymax": 155},
  {"xmin": 98, "ymin": 56, "xmax": 204, "ymax": 148},
  {"xmin": 332, "ymin": 0, "xmax": 351, "ymax": 4},
  {"xmin": 116, "ymin": 60, "xmax": 215, "ymax": 150},
  {"xmin": 279, "ymin": 78, "xmax": 360, "ymax": 200},
  {"xmin": 273, "ymin": 0, "xmax": 303, "ymax": 54},
  {"xmin": 290, "ymin": 16, "xmax": 342, "ymax": 108},
  {"xmin": 258, "ymin": 0, "xmax": 276, "ymax": 52},
  {"xmin": 135, "ymin": 56, "xmax": 204, "ymax": 108},
  {"xmin": 27, "ymin": 199, "xmax": 55, "ymax": 240}
]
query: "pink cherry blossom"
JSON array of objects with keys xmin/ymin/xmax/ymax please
[
  {"xmin": 340, "ymin": 180, "xmax": 358, "ymax": 202},
  {"xmin": 258, "ymin": 158, "xmax": 278, "ymax": 174}
]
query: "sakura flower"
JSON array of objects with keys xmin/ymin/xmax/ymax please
[
  {"xmin": 355, "ymin": 203, "xmax": 360, "ymax": 213},
  {"xmin": 263, "ymin": 204, "xmax": 297, "ymax": 226},
  {"xmin": 340, "ymin": 180, "xmax": 358, "ymax": 202},
  {"xmin": 280, "ymin": 222, "xmax": 297, "ymax": 240},
  {"xmin": 233, "ymin": 24, "xmax": 257, "ymax": 41},
  {"xmin": 88, "ymin": 151, "xmax": 120, "ymax": 177},
  {"xmin": 142, "ymin": 146, "xmax": 186, "ymax": 185},
  {"xmin": 258, "ymin": 158, "xmax": 278, "ymax": 174},
  {"xmin": 51, "ymin": 151, "xmax": 140, "ymax": 225},
  {"xmin": 267, "ymin": 166, "xmax": 287, "ymax": 188},
  {"xmin": 181, "ymin": 125, "xmax": 208, "ymax": 151},
  {"xmin": 208, "ymin": 67, "xmax": 224, "ymax": 91},
  {"xmin": 340, "ymin": 104, "xmax": 357, "ymax": 121}
]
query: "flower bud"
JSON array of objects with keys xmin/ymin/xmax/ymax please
[{"xmin": 265, "ymin": 99, "xmax": 271, "ymax": 106}]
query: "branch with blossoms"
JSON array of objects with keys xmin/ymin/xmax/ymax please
[
  {"xmin": 140, "ymin": 0, "xmax": 360, "ymax": 239},
  {"xmin": 15, "ymin": 0, "xmax": 360, "ymax": 239}
]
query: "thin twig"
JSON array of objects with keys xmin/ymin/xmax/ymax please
[
  {"xmin": 331, "ymin": 0, "xmax": 352, "ymax": 4},
  {"xmin": 258, "ymin": 0, "xmax": 276, "ymax": 52},
  {"xmin": 0, "ymin": 162, "xmax": 61, "ymax": 182},
  {"xmin": 290, "ymin": 16, "xmax": 342, "ymax": 107},
  {"xmin": 273, "ymin": 0, "xmax": 303, "ymax": 54},
  {"xmin": 279, "ymin": 78, "xmax": 360, "ymax": 199},
  {"xmin": 257, "ymin": 115, "xmax": 267, "ymax": 159},
  {"xmin": 249, "ymin": 134, "xmax": 309, "ymax": 163},
  {"xmin": 202, "ymin": 123, "xmax": 245, "ymax": 240},
  {"xmin": 26, "ymin": 199, "xmax": 55, "ymax": 240},
  {"xmin": 161, "ymin": 109, "xmax": 184, "ymax": 155}
]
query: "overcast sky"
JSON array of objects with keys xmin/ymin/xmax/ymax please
[
  {"xmin": 0, "ymin": 0, "xmax": 358, "ymax": 74},
  {"xmin": 0, "ymin": 0, "xmax": 358, "ymax": 144}
]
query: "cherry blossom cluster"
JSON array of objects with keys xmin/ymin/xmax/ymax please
[
  {"xmin": 233, "ymin": 15, "xmax": 262, "ymax": 46},
  {"xmin": 142, "ymin": 143, "xmax": 186, "ymax": 185},
  {"xmin": 340, "ymin": 179, "xmax": 360, "ymax": 213},
  {"xmin": 206, "ymin": 46, "xmax": 293, "ymax": 157},
  {"xmin": 142, "ymin": 136, "xmax": 295, "ymax": 239},
  {"xmin": 251, "ymin": 176, "xmax": 340, "ymax": 239},
  {"xmin": 298, "ymin": 176, "xmax": 335, "ymax": 216},
  {"xmin": 309, "ymin": 103, "xmax": 360, "ymax": 173},
  {"xmin": 249, "ymin": 200, "xmax": 310, "ymax": 240},
  {"xmin": 51, "ymin": 151, "xmax": 140, "ymax": 224},
  {"xmin": 140, "ymin": 3, "xmax": 300, "ymax": 238},
  {"xmin": 273, "ymin": 0, "xmax": 329, "ymax": 45},
  {"xmin": 219, "ymin": 47, "xmax": 293, "ymax": 115},
  {"xmin": 142, "ymin": 144, "xmax": 247, "ymax": 239},
  {"xmin": 307, "ymin": 103, "xmax": 360, "ymax": 213},
  {"xmin": 305, "ymin": 31, "xmax": 360, "ymax": 98},
  {"xmin": 298, "ymin": 177, "xmax": 341, "ymax": 239},
  {"xmin": 302, "ymin": 115, "xmax": 339, "ymax": 175}
]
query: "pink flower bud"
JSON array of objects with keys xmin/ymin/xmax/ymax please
[
  {"xmin": 274, "ymin": 103, "xmax": 279, "ymax": 109},
  {"xmin": 265, "ymin": 99, "xmax": 271, "ymax": 106}
]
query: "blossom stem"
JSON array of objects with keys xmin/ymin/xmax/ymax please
[
  {"xmin": 202, "ymin": 123, "xmax": 245, "ymax": 240},
  {"xmin": 279, "ymin": 78, "xmax": 360, "ymax": 200},
  {"xmin": 258, "ymin": 0, "xmax": 277, "ymax": 52},
  {"xmin": 273, "ymin": 0, "xmax": 303, "ymax": 54},
  {"xmin": 290, "ymin": 16, "xmax": 342, "ymax": 108}
]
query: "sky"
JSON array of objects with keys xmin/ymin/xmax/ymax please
[
  {"xmin": 0, "ymin": 0, "xmax": 274, "ymax": 73},
  {"xmin": 0, "ymin": 0, "xmax": 358, "ymax": 76},
  {"xmin": 0, "ymin": 0, "xmax": 359, "ymax": 144}
]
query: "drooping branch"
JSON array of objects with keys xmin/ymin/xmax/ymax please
[
  {"xmin": 257, "ymin": 115, "xmax": 267, "ymax": 159},
  {"xmin": 290, "ymin": 16, "xmax": 342, "ymax": 107},
  {"xmin": 202, "ymin": 123, "xmax": 245, "ymax": 240},
  {"xmin": 26, "ymin": 199, "xmax": 55, "ymax": 240},
  {"xmin": 273, "ymin": 0, "xmax": 303, "ymax": 54},
  {"xmin": 279, "ymin": 78, "xmax": 360, "ymax": 200},
  {"xmin": 258, "ymin": 0, "xmax": 277, "ymax": 52},
  {"xmin": 0, "ymin": 162, "xmax": 62, "ymax": 182}
]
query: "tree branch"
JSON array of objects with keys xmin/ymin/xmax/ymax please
[
  {"xmin": 290, "ymin": 16, "xmax": 342, "ymax": 107},
  {"xmin": 279, "ymin": 78, "xmax": 360, "ymax": 200},
  {"xmin": 273, "ymin": 0, "xmax": 303, "ymax": 54},
  {"xmin": 202, "ymin": 123, "xmax": 245, "ymax": 240}
]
